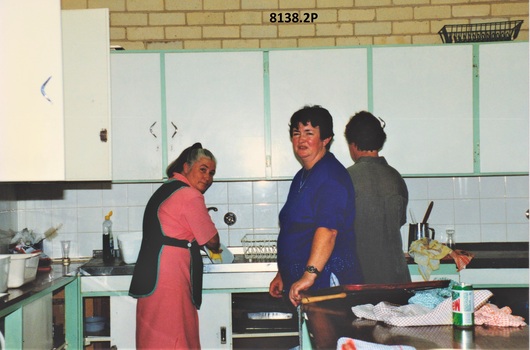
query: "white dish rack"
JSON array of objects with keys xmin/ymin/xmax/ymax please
[{"xmin": 241, "ymin": 234, "xmax": 278, "ymax": 262}]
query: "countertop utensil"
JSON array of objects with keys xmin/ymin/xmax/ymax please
[{"xmin": 421, "ymin": 201, "xmax": 434, "ymax": 224}]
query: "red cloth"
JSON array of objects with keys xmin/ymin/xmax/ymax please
[
  {"xmin": 449, "ymin": 249, "xmax": 474, "ymax": 271},
  {"xmin": 136, "ymin": 173, "xmax": 217, "ymax": 349}
]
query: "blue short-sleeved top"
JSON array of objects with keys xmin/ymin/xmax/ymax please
[{"xmin": 277, "ymin": 152, "xmax": 363, "ymax": 292}]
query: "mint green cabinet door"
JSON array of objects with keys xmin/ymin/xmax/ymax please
[
  {"xmin": 111, "ymin": 53, "xmax": 164, "ymax": 181},
  {"xmin": 373, "ymin": 45, "xmax": 474, "ymax": 176},
  {"xmin": 165, "ymin": 52, "xmax": 266, "ymax": 180},
  {"xmin": 478, "ymin": 42, "xmax": 529, "ymax": 174},
  {"xmin": 269, "ymin": 48, "xmax": 369, "ymax": 178}
]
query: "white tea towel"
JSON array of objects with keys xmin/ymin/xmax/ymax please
[{"xmin": 337, "ymin": 337, "xmax": 416, "ymax": 350}]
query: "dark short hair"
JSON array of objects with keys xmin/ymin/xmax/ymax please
[
  {"xmin": 166, "ymin": 142, "xmax": 216, "ymax": 178},
  {"xmin": 289, "ymin": 105, "xmax": 334, "ymax": 150},
  {"xmin": 344, "ymin": 111, "xmax": 387, "ymax": 151}
]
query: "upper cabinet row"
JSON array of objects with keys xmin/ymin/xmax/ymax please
[
  {"xmin": 0, "ymin": 2, "xmax": 110, "ymax": 182},
  {"xmin": 111, "ymin": 42, "xmax": 528, "ymax": 181}
]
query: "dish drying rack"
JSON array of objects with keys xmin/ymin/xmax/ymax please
[
  {"xmin": 241, "ymin": 234, "xmax": 278, "ymax": 262},
  {"xmin": 438, "ymin": 20, "xmax": 523, "ymax": 43}
]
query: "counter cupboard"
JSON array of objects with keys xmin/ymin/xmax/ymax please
[
  {"xmin": 0, "ymin": 2, "xmax": 111, "ymax": 182},
  {"xmin": 110, "ymin": 42, "xmax": 528, "ymax": 182}
]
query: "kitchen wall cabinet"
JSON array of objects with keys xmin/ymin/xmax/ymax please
[
  {"xmin": 62, "ymin": 9, "xmax": 112, "ymax": 181},
  {"xmin": 108, "ymin": 42, "xmax": 527, "ymax": 181},
  {"xmin": 0, "ymin": 0, "xmax": 65, "ymax": 181},
  {"xmin": 268, "ymin": 48, "xmax": 369, "ymax": 178},
  {"xmin": 111, "ymin": 53, "xmax": 164, "ymax": 181},
  {"xmin": 372, "ymin": 45, "xmax": 475, "ymax": 176},
  {"xmin": 164, "ymin": 51, "xmax": 266, "ymax": 180},
  {"xmin": 478, "ymin": 42, "xmax": 529, "ymax": 174}
]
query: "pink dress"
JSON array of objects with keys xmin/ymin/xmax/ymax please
[{"xmin": 136, "ymin": 174, "xmax": 217, "ymax": 349}]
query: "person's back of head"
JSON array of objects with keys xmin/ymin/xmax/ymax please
[{"xmin": 344, "ymin": 111, "xmax": 386, "ymax": 152}]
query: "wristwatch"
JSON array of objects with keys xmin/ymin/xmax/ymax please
[{"xmin": 305, "ymin": 265, "xmax": 320, "ymax": 276}]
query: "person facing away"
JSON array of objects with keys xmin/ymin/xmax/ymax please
[
  {"xmin": 129, "ymin": 142, "xmax": 222, "ymax": 349},
  {"xmin": 269, "ymin": 105, "xmax": 363, "ymax": 308},
  {"xmin": 344, "ymin": 111, "xmax": 411, "ymax": 284}
]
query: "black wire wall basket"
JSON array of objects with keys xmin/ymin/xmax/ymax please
[{"xmin": 438, "ymin": 20, "xmax": 524, "ymax": 43}]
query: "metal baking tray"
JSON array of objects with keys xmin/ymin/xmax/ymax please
[{"xmin": 247, "ymin": 312, "xmax": 293, "ymax": 320}]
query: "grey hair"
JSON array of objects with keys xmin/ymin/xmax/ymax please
[{"xmin": 187, "ymin": 148, "xmax": 216, "ymax": 168}]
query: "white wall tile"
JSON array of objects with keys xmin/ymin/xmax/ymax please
[
  {"xmin": 506, "ymin": 224, "xmax": 530, "ymax": 242},
  {"xmin": 253, "ymin": 181, "xmax": 278, "ymax": 204},
  {"xmin": 454, "ymin": 199, "xmax": 481, "ymax": 224},
  {"xmin": 108, "ymin": 207, "xmax": 129, "ymax": 233},
  {"xmin": 505, "ymin": 176, "xmax": 529, "ymax": 198},
  {"xmin": 479, "ymin": 177, "xmax": 506, "ymax": 198},
  {"xmin": 506, "ymin": 198, "xmax": 529, "ymax": 224},
  {"xmin": 127, "ymin": 183, "xmax": 153, "ymax": 206},
  {"xmin": 127, "ymin": 206, "xmax": 144, "ymax": 232},
  {"xmin": 277, "ymin": 180, "xmax": 291, "ymax": 205},
  {"xmin": 102, "ymin": 183, "xmax": 128, "ymax": 207},
  {"xmin": 253, "ymin": 203, "xmax": 279, "ymax": 229},
  {"xmin": 428, "ymin": 177, "xmax": 454, "ymax": 199},
  {"xmin": 228, "ymin": 182, "xmax": 252, "ymax": 204},
  {"xmin": 480, "ymin": 198, "xmax": 506, "ymax": 224},
  {"xmin": 454, "ymin": 177, "xmax": 480, "ymax": 199},
  {"xmin": 77, "ymin": 207, "xmax": 103, "ymax": 233},
  {"xmin": 404, "ymin": 178, "xmax": 429, "ymax": 200},
  {"xmin": 226, "ymin": 204, "xmax": 253, "ymax": 229},
  {"xmin": 481, "ymin": 223, "xmax": 507, "ymax": 242},
  {"xmin": 206, "ymin": 205, "xmax": 229, "ymax": 229},
  {"xmin": 204, "ymin": 182, "xmax": 228, "ymax": 204},
  {"xmin": 51, "ymin": 187, "xmax": 78, "ymax": 209},
  {"xmin": 426, "ymin": 199, "xmax": 454, "ymax": 226},
  {"xmin": 453, "ymin": 224, "xmax": 481, "ymax": 243},
  {"xmin": 77, "ymin": 185, "xmax": 103, "ymax": 208}
]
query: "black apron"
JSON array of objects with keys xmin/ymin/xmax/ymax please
[{"xmin": 129, "ymin": 180, "xmax": 204, "ymax": 309}]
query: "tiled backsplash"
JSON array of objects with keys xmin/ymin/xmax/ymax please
[{"xmin": 0, "ymin": 175, "xmax": 528, "ymax": 259}]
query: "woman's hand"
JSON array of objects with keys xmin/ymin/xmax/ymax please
[
  {"xmin": 269, "ymin": 272, "xmax": 284, "ymax": 298},
  {"xmin": 289, "ymin": 272, "xmax": 317, "ymax": 306},
  {"xmin": 204, "ymin": 233, "xmax": 221, "ymax": 253}
]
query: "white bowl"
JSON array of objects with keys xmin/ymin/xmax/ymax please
[
  {"xmin": 0, "ymin": 255, "xmax": 11, "ymax": 292},
  {"xmin": 118, "ymin": 232, "xmax": 142, "ymax": 264}
]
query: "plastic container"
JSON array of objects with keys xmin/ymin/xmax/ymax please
[
  {"xmin": 102, "ymin": 211, "xmax": 114, "ymax": 263},
  {"xmin": 85, "ymin": 316, "xmax": 107, "ymax": 334},
  {"xmin": 1, "ymin": 252, "xmax": 41, "ymax": 288},
  {"xmin": 0, "ymin": 255, "xmax": 11, "ymax": 292},
  {"xmin": 118, "ymin": 232, "xmax": 142, "ymax": 264}
]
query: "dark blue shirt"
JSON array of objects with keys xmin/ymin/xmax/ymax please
[{"xmin": 277, "ymin": 152, "xmax": 363, "ymax": 292}]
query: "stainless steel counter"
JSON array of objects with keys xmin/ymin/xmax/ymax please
[{"xmin": 0, "ymin": 261, "xmax": 83, "ymax": 317}]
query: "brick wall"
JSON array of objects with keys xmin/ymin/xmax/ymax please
[{"xmin": 61, "ymin": 0, "xmax": 529, "ymax": 50}]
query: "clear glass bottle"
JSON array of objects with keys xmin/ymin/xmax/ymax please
[{"xmin": 446, "ymin": 229, "xmax": 455, "ymax": 249}]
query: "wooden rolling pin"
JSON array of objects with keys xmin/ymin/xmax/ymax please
[{"xmin": 301, "ymin": 292, "xmax": 347, "ymax": 304}]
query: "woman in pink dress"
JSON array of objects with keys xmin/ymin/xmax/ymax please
[{"xmin": 129, "ymin": 143, "xmax": 221, "ymax": 349}]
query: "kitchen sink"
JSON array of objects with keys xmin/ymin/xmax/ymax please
[{"xmin": 79, "ymin": 247, "xmax": 278, "ymax": 276}]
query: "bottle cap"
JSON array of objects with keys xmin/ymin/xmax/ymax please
[{"xmin": 105, "ymin": 211, "xmax": 113, "ymax": 220}]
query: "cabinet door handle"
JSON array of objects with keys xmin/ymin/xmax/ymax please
[
  {"xmin": 100, "ymin": 129, "xmax": 108, "ymax": 142},
  {"xmin": 40, "ymin": 76, "xmax": 53, "ymax": 103},
  {"xmin": 171, "ymin": 121, "xmax": 178, "ymax": 138},
  {"xmin": 149, "ymin": 121, "xmax": 157, "ymax": 138},
  {"xmin": 220, "ymin": 326, "xmax": 226, "ymax": 344}
]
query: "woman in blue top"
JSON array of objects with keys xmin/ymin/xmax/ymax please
[{"xmin": 269, "ymin": 105, "xmax": 363, "ymax": 307}]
